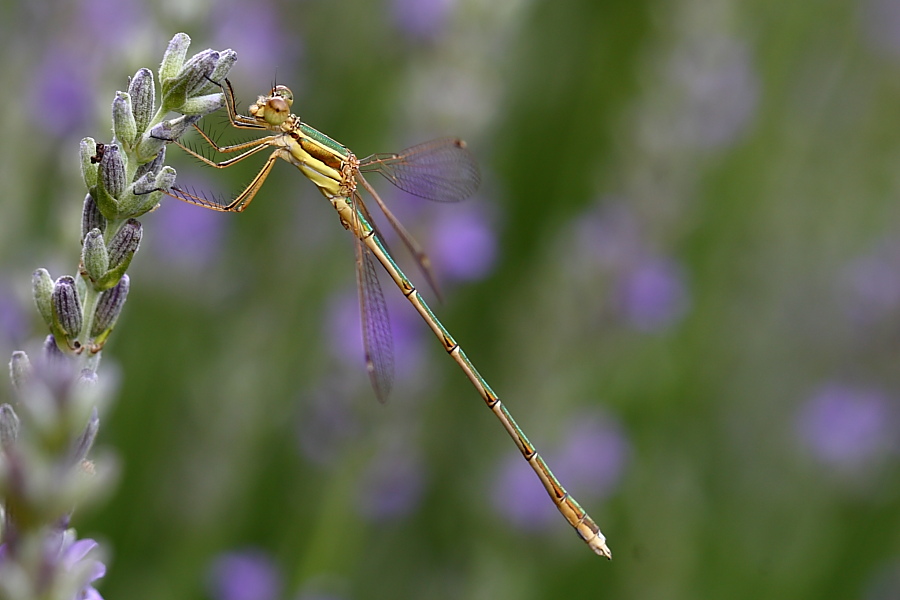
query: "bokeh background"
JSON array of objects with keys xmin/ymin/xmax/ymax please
[{"xmin": 2, "ymin": 0, "xmax": 900, "ymax": 598}]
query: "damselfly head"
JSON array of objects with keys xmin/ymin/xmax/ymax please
[{"xmin": 249, "ymin": 85, "xmax": 293, "ymax": 126}]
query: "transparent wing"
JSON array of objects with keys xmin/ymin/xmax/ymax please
[
  {"xmin": 356, "ymin": 237, "xmax": 394, "ymax": 403},
  {"xmin": 359, "ymin": 138, "xmax": 480, "ymax": 203}
]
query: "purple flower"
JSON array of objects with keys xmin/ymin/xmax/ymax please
[
  {"xmin": 796, "ymin": 384, "xmax": 898, "ymax": 471},
  {"xmin": 615, "ymin": 257, "xmax": 690, "ymax": 332},
  {"xmin": 356, "ymin": 443, "xmax": 426, "ymax": 521},
  {"xmin": 59, "ymin": 538, "xmax": 106, "ymax": 600},
  {"xmin": 491, "ymin": 410, "xmax": 630, "ymax": 532},
  {"xmin": 0, "ymin": 533, "xmax": 107, "ymax": 600},
  {"xmin": 391, "ymin": 0, "xmax": 455, "ymax": 42},
  {"xmin": 430, "ymin": 204, "xmax": 497, "ymax": 283},
  {"xmin": 208, "ymin": 549, "xmax": 282, "ymax": 600}
]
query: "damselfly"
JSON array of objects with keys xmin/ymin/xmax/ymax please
[{"xmin": 165, "ymin": 79, "xmax": 611, "ymax": 559}]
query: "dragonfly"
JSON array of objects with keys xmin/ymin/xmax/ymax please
[{"xmin": 165, "ymin": 79, "xmax": 612, "ymax": 559}]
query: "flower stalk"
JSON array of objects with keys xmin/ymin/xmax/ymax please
[{"xmin": 1, "ymin": 33, "xmax": 235, "ymax": 600}]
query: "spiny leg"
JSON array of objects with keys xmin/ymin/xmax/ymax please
[
  {"xmin": 168, "ymin": 148, "xmax": 283, "ymax": 212},
  {"xmin": 218, "ymin": 78, "xmax": 269, "ymax": 130},
  {"xmin": 176, "ymin": 133, "xmax": 277, "ymax": 168},
  {"xmin": 189, "ymin": 114, "xmax": 280, "ymax": 153}
]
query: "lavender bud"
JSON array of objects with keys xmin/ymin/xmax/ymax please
[
  {"xmin": 112, "ymin": 92, "xmax": 138, "ymax": 149},
  {"xmin": 52, "ymin": 276, "xmax": 83, "ymax": 339},
  {"xmin": 138, "ymin": 115, "xmax": 200, "ymax": 161},
  {"xmin": 107, "ymin": 219, "xmax": 142, "ymax": 272},
  {"xmin": 128, "ymin": 67, "xmax": 155, "ymax": 133},
  {"xmin": 90, "ymin": 146, "xmax": 117, "ymax": 219},
  {"xmin": 81, "ymin": 193, "xmax": 107, "ymax": 240},
  {"xmin": 163, "ymin": 49, "xmax": 218, "ymax": 109},
  {"xmin": 196, "ymin": 49, "xmax": 237, "ymax": 95},
  {"xmin": 183, "ymin": 49, "xmax": 220, "ymax": 97},
  {"xmin": 80, "ymin": 137, "xmax": 99, "ymax": 189},
  {"xmin": 0, "ymin": 403, "xmax": 19, "ymax": 450},
  {"xmin": 135, "ymin": 146, "xmax": 166, "ymax": 180},
  {"xmin": 154, "ymin": 165, "xmax": 176, "ymax": 191},
  {"xmin": 159, "ymin": 32, "xmax": 191, "ymax": 82},
  {"xmin": 120, "ymin": 180, "xmax": 166, "ymax": 218},
  {"xmin": 135, "ymin": 133, "xmax": 166, "ymax": 164},
  {"xmin": 33, "ymin": 268, "xmax": 54, "ymax": 329},
  {"xmin": 98, "ymin": 144, "xmax": 126, "ymax": 199},
  {"xmin": 8, "ymin": 350, "xmax": 31, "ymax": 391},
  {"xmin": 82, "ymin": 229, "xmax": 109, "ymax": 286},
  {"xmin": 91, "ymin": 275, "xmax": 129, "ymax": 341},
  {"xmin": 179, "ymin": 93, "xmax": 225, "ymax": 116},
  {"xmin": 130, "ymin": 172, "xmax": 157, "ymax": 196},
  {"xmin": 153, "ymin": 114, "xmax": 200, "ymax": 141}
]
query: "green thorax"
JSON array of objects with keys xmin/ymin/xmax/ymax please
[{"xmin": 298, "ymin": 122, "xmax": 351, "ymax": 159}]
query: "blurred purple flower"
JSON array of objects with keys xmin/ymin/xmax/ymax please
[
  {"xmin": 615, "ymin": 257, "xmax": 690, "ymax": 332},
  {"xmin": 861, "ymin": 0, "xmax": 900, "ymax": 57},
  {"xmin": 356, "ymin": 445, "xmax": 426, "ymax": 521},
  {"xmin": 1, "ymin": 534, "xmax": 107, "ymax": 600},
  {"xmin": 391, "ymin": 0, "xmax": 455, "ymax": 42},
  {"xmin": 554, "ymin": 416, "xmax": 630, "ymax": 496},
  {"xmin": 59, "ymin": 538, "xmax": 106, "ymax": 600},
  {"xmin": 842, "ymin": 239, "xmax": 900, "ymax": 325},
  {"xmin": 208, "ymin": 549, "xmax": 282, "ymax": 600},
  {"xmin": 491, "ymin": 411, "xmax": 630, "ymax": 532},
  {"xmin": 796, "ymin": 384, "xmax": 898, "ymax": 471},
  {"xmin": 212, "ymin": 0, "xmax": 302, "ymax": 79},
  {"xmin": 151, "ymin": 198, "xmax": 228, "ymax": 270},
  {"xmin": 80, "ymin": 0, "xmax": 146, "ymax": 42},
  {"xmin": 670, "ymin": 37, "xmax": 758, "ymax": 149},
  {"xmin": 30, "ymin": 53, "xmax": 94, "ymax": 136},
  {"xmin": 430, "ymin": 204, "xmax": 497, "ymax": 283}
]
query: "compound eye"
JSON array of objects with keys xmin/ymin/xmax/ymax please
[
  {"xmin": 272, "ymin": 85, "xmax": 293, "ymax": 105},
  {"xmin": 264, "ymin": 97, "xmax": 291, "ymax": 124}
]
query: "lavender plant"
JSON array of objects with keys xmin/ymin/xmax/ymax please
[{"xmin": 0, "ymin": 33, "xmax": 234, "ymax": 600}]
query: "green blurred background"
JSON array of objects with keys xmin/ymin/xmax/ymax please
[{"xmin": 2, "ymin": 0, "xmax": 900, "ymax": 598}]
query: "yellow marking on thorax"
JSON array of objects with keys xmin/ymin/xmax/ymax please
[{"xmin": 279, "ymin": 132, "xmax": 344, "ymax": 198}]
